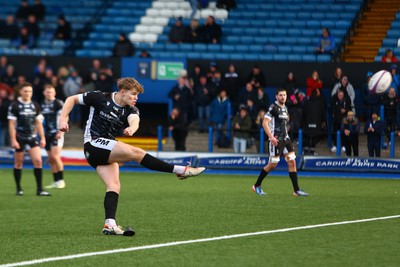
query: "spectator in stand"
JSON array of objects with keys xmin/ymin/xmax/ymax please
[
  {"xmin": 13, "ymin": 26, "xmax": 34, "ymax": 49},
  {"xmin": 282, "ymin": 71, "xmax": 297, "ymax": 97},
  {"xmin": 184, "ymin": 19, "xmax": 201, "ymax": 43},
  {"xmin": 15, "ymin": 75, "xmax": 27, "ymax": 96},
  {"xmin": 63, "ymin": 67, "xmax": 82, "ymax": 126},
  {"xmin": 315, "ymin": 27, "xmax": 335, "ymax": 55},
  {"xmin": 0, "ymin": 89, "xmax": 12, "ymax": 146},
  {"xmin": 341, "ymin": 111, "xmax": 360, "ymax": 157},
  {"xmin": 217, "ymin": 0, "xmax": 236, "ymax": 10},
  {"xmin": 381, "ymin": 87, "xmax": 399, "ymax": 147},
  {"xmin": 246, "ymin": 65, "xmax": 266, "ymax": 88},
  {"xmin": 168, "ymin": 108, "xmax": 188, "ymax": 151},
  {"xmin": 0, "ymin": 80, "xmax": 13, "ymax": 96},
  {"xmin": 331, "ymin": 75, "xmax": 356, "ymax": 113},
  {"xmin": 139, "ymin": 49, "xmax": 151, "ymax": 58},
  {"xmin": 330, "ymin": 89, "xmax": 351, "ymax": 153},
  {"xmin": 188, "ymin": 63, "xmax": 204, "ymax": 89},
  {"xmin": 364, "ymin": 112, "xmax": 383, "ymax": 158},
  {"xmin": 255, "ymin": 86, "xmax": 269, "ymax": 110},
  {"xmin": 362, "ymin": 71, "xmax": 380, "ymax": 122},
  {"xmin": 53, "ymin": 15, "xmax": 72, "ymax": 43},
  {"xmin": 209, "ymin": 89, "xmax": 230, "ymax": 145},
  {"xmin": 30, "ymin": 0, "xmax": 46, "ymax": 21},
  {"xmin": 0, "ymin": 56, "xmax": 8, "ymax": 78},
  {"xmin": 223, "ymin": 64, "xmax": 240, "ymax": 110},
  {"xmin": 32, "ymin": 63, "xmax": 50, "ymax": 103},
  {"xmin": 112, "ymin": 33, "xmax": 134, "ymax": 57},
  {"xmin": 306, "ymin": 70, "xmax": 323, "ymax": 97},
  {"xmin": 169, "ymin": 18, "xmax": 186, "ymax": 43},
  {"xmin": 199, "ymin": 16, "xmax": 222, "ymax": 44},
  {"xmin": 331, "ymin": 67, "xmax": 343, "ymax": 90},
  {"xmin": 246, "ymin": 98, "xmax": 258, "ymax": 123},
  {"xmin": 303, "ymin": 88, "xmax": 326, "ymax": 155},
  {"xmin": 210, "ymin": 69, "xmax": 224, "ymax": 93},
  {"xmin": 25, "ymin": 15, "xmax": 40, "ymax": 45},
  {"xmin": 168, "ymin": 76, "xmax": 194, "ymax": 124},
  {"xmin": 1, "ymin": 65, "xmax": 18, "ymax": 88},
  {"xmin": 237, "ymin": 82, "xmax": 257, "ymax": 108},
  {"xmin": 389, "ymin": 64, "xmax": 400, "ymax": 94},
  {"xmin": 194, "ymin": 75, "xmax": 215, "ymax": 133},
  {"xmin": 15, "ymin": 0, "xmax": 30, "ymax": 22},
  {"xmin": 96, "ymin": 72, "xmax": 114, "ymax": 93},
  {"xmin": 231, "ymin": 104, "xmax": 252, "ymax": 153},
  {"xmin": 287, "ymin": 88, "xmax": 306, "ymax": 141},
  {"xmin": 381, "ymin": 49, "xmax": 398, "ymax": 63},
  {"xmin": 89, "ymin": 59, "xmax": 102, "ymax": 82},
  {"xmin": 50, "ymin": 75, "xmax": 65, "ymax": 101},
  {"xmin": 250, "ymin": 107, "xmax": 267, "ymax": 153},
  {"xmin": 2, "ymin": 15, "xmax": 19, "ymax": 41}
]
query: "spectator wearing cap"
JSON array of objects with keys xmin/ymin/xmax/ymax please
[
  {"xmin": 390, "ymin": 64, "xmax": 400, "ymax": 94},
  {"xmin": 364, "ymin": 112, "xmax": 383, "ymax": 157},
  {"xmin": 381, "ymin": 49, "xmax": 398, "ymax": 63},
  {"xmin": 362, "ymin": 71, "xmax": 380, "ymax": 121},
  {"xmin": 231, "ymin": 104, "xmax": 252, "ymax": 153},
  {"xmin": 112, "ymin": 33, "xmax": 135, "ymax": 57},
  {"xmin": 169, "ymin": 17, "xmax": 186, "ymax": 43},
  {"xmin": 341, "ymin": 110, "xmax": 360, "ymax": 157}
]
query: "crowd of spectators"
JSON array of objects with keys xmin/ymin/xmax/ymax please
[{"xmin": 0, "ymin": 56, "xmax": 115, "ymax": 147}]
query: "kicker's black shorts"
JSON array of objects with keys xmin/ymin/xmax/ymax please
[{"xmin": 84, "ymin": 138, "xmax": 117, "ymax": 168}]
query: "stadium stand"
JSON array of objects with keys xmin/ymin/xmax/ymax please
[
  {"xmin": 0, "ymin": 0, "xmax": 104, "ymax": 56},
  {"xmin": 375, "ymin": 10, "xmax": 400, "ymax": 62}
]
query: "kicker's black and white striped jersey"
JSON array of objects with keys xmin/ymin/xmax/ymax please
[
  {"xmin": 78, "ymin": 91, "xmax": 139, "ymax": 143},
  {"xmin": 264, "ymin": 101, "xmax": 290, "ymax": 141},
  {"xmin": 41, "ymin": 99, "xmax": 63, "ymax": 135},
  {"xmin": 7, "ymin": 97, "xmax": 43, "ymax": 140}
]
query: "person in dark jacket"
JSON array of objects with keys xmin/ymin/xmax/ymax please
[
  {"xmin": 341, "ymin": 111, "xmax": 360, "ymax": 157},
  {"xmin": 330, "ymin": 89, "xmax": 351, "ymax": 152},
  {"xmin": 15, "ymin": 0, "xmax": 30, "ymax": 22},
  {"xmin": 199, "ymin": 15, "xmax": 222, "ymax": 44},
  {"xmin": 194, "ymin": 75, "xmax": 215, "ymax": 132},
  {"xmin": 364, "ymin": 112, "xmax": 383, "ymax": 157},
  {"xmin": 1, "ymin": 15, "xmax": 20, "ymax": 40},
  {"xmin": 168, "ymin": 108, "xmax": 188, "ymax": 151},
  {"xmin": 209, "ymin": 89, "xmax": 230, "ymax": 146},
  {"xmin": 302, "ymin": 88, "xmax": 326, "ymax": 155},
  {"xmin": 24, "ymin": 15, "xmax": 40, "ymax": 44},
  {"xmin": 231, "ymin": 105, "xmax": 252, "ymax": 153},
  {"xmin": 53, "ymin": 15, "xmax": 72, "ymax": 41},
  {"xmin": 380, "ymin": 87, "xmax": 399, "ymax": 147},
  {"xmin": 30, "ymin": 0, "xmax": 46, "ymax": 21},
  {"xmin": 112, "ymin": 33, "xmax": 134, "ymax": 57},
  {"xmin": 168, "ymin": 18, "xmax": 186, "ymax": 43},
  {"xmin": 246, "ymin": 65, "xmax": 266, "ymax": 88},
  {"xmin": 168, "ymin": 76, "xmax": 194, "ymax": 123}
]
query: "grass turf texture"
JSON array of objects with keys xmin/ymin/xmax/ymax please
[{"xmin": 0, "ymin": 168, "xmax": 399, "ymax": 267}]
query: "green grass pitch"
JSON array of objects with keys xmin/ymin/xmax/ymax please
[{"xmin": 0, "ymin": 168, "xmax": 399, "ymax": 267}]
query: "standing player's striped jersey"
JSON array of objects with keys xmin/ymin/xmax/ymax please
[
  {"xmin": 7, "ymin": 98, "xmax": 43, "ymax": 139},
  {"xmin": 264, "ymin": 101, "xmax": 290, "ymax": 141},
  {"xmin": 41, "ymin": 99, "xmax": 63, "ymax": 135},
  {"xmin": 78, "ymin": 91, "xmax": 139, "ymax": 143}
]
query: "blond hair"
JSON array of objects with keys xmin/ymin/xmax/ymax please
[{"xmin": 117, "ymin": 77, "xmax": 144, "ymax": 93}]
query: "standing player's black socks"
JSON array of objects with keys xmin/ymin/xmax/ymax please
[
  {"xmin": 14, "ymin": 168, "xmax": 22, "ymax": 191},
  {"xmin": 140, "ymin": 153, "xmax": 174, "ymax": 173},
  {"xmin": 53, "ymin": 173, "xmax": 58, "ymax": 182},
  {"xmin": 58, "ymin": 171, "xmax": 64, "ymax": 181},
  {"xmin": 34, "ymin": 168, "xmax": 43, "ymax": 192},
  {"xmin": 254, "ymin": 169, "xmax": 268, "ymax": 187},
  {"xmin": 289, "ymin": 172, "xmax": 300, "ymax": 192},
  {"xmin": 104, "ymin": 191, "xmax": 119, "ymax": 220}
]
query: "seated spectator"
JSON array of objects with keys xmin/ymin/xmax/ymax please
[
  {"xmin": 217, "ymin": 0, "xmax": 236, "ymax": 10},
  {"xmin": 2, "ymin": 15, "xmax": 19, "ymax": 41},
  {"xmin": 30, "ymin": 0, "xmax": 46, "ymax": 21},
  {"xmin": 315, "ymin": 28, "xmax": 335, "ymax": 55},
  {"xmin": 15, "ymin": 0, "xmax": 30, "ymax": 22},
  {"xmin": 184, "ymin": 19, "xmax": 201, "ymax": 43},
  {"xmin": 53, "ymin": 15, "xmax": 72, "ymax": 42},
  {"xmin": 381, "ymin": 49, "xmax": 398, "ymax": 63},
  {"xmin": 331, "ymin": 75, "xmax": 355, "ymax": 113},
  {"xmin": 13, "ymin": 26, "xmax": 34, "ymax": 49},
  {"xmin": 169, "ymin": 18, "xmax": 186, "ymax": 43},
  {"xmin": 139, "ymin": 49, "xmax": 151, "ymax": 58},
  {"xmin": 306, "ymin": 70, "xmax": 323, "ymax": 97},
  {"xmin": 246, "ymin": 65, "xmax": 266, "ymax": 88},
  {"xmin": 1, "ymin": 65, "xmax": 18, "ymax": 88},
  {"xmin": 199, "ymin": 16, "xmax": 222, "ymax": 44},
  {"xmin": 112, "ymin": 33, "xmax": 135, "ymax": 57},
  {"xmin": 25, "ymin": 15, "xmax": 40, "ymax": 45}
]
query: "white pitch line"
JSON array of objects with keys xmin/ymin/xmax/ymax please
[{"xmin": 1, "ymin": 215, "xmax": 399, "ymax": 267}]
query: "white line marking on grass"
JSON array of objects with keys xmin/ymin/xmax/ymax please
[{"xmin": 2, "ymin": 215, "xmax": 399, "ymax": 267}]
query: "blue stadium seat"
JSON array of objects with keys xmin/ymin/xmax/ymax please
[
  {"xmin": 236, "ymin": 45, "xmax": 249, "ymax": 53},
  {"xmin": 288, "ymin": 54, "xmax": 302, "ymax": 61},
  {"xmin": 186, "ymin": 52, "xmax": 201, "ymax": 59},
  {"xmin": 178, "ymin": 43, "xmax": 193, "ymax": 52},
  {"xmin": 151, "ymin": 43, "xmax": 165, "ymax": 51},
  {"xmin": 374, "ymin": 56, "xmax": 382, "ymax": 62},
  {"xmin": 173, "ymin": 52, "xmax": 186, "ymax": 58},
  {"xmin": 254, "ymin": 36, "xmax": 269, "ymax": 44},
  {"xmin": 382, "ymin": 38, "xmax": 398, "ymax": 47},
  {"xmin": 265, "ymin": 20, "xmax": 278, "ymax": 28},
  {"xmin": 239, "ymin": 36, "xmax": 254, "ymax": 43},
  {"xmin": 200, "ymin": 53, "xmax": 216, "ymax": 60},
  {"xmin": 226, "ymin": 36, "xmax": 240, "ymax": 43},
  {"xmin": 215, "ymin": 53, "xmax": 230, "ymax": 60},
  {"xmin": 278, "ymin": 46, "xmax": 292, "ymax": 53},
  {"xmin": 208, "ymin": 44, "xmax": 221, "ymax": 52},
  {"xmin": 302, "ymin": 55, "xmax": 316, "ymax": 62},
  {"xmin": 221, "ymin": 44, "xmax": 235, "ymax": 52},
  {"xmin": 259, "ymin": 29, "xmax": 273, "ymax": 36},
  {"xmin": 307, "ymin": 21, "xmax": 320, "ymax": 28},
  {"xmin": 292, "ymin": 46, "xmax": 307, "ymax": 54},
  {"xmin": 273, "ymin": 54, "xmax": 288, "ymax": 61},
  {"xmin": 317, "ymin": 54, "xmax": 332, "ymax": 62},
  {"xmin": 245, "ymin": 28, "xmax": 259, "ymax": 35},
  {"xmin": 259, "ymin": 54, "xmax": 273, "ymax": 61},
  {"xmin": 230, "ymin": 54, "xmax": 245, "ymax": 60},
  {"xmin": 335, "ymin": 21, "xmax": 351, "ymax": 29},
  {"xmin": 249, "ymin": 45, "xmax": 263, "ymax": 53},
  {"xmin": 231, "ymin": 28, "xmax": 245, "ymax": 35},
  {"xmin": 165, "ymin": 43, "xmax": 179, "ymax": 51},
  {"xmin": 273, "ymin": 29, "xmax": 287, "ymax": 36},
  {"xmin": 244, "ymin": 54, "xmax": 259, "ymax": 60},
  {"xmin": 193, "ymin": 44, "xmax": 207, "ymax": 52}
]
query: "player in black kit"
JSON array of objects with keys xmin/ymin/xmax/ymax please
[
  {"xmin": 41, "ymin": 85, "xmax": 65, "ymax": 189},
  {"xmin": 252, "ymin": 88, "xmax": 308, "ymax": 196},
  {"xmin": 8, "ymin": 83, "xmax": 51, "ymax": 196},
  {"xmin": 59, "ymin": 77, "xmax": 205, "ymax": 236}
]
